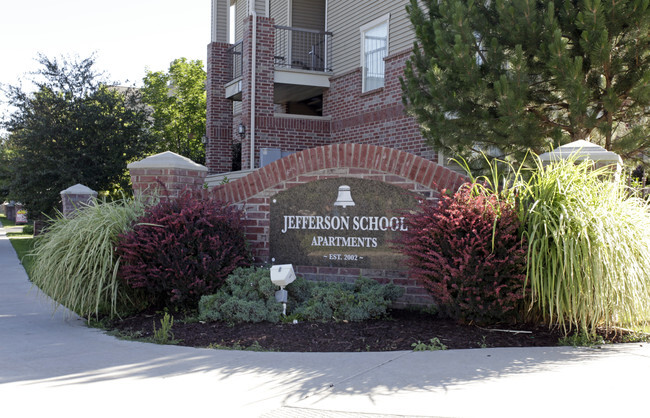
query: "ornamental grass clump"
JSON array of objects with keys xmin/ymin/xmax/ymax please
[
  {"xmin": 116, "ymin": 191, "xmax": 251, "ymax": 309},
  {"xmin": 30, "ymin": 196, "xmax": 148, "ymax": 319},
  {"xmin": 514, "ymin": 159, "xmax": 650, "ymax": 335},
  {"xmin": 398, "ymin": 184, "xmax": 528, "ymax": 324}
]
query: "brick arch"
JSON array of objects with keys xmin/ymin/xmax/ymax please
[{"xmin": 211, "ymin": 143, "xmax": 467, "ymax": 203}]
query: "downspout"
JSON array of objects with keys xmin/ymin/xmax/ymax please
[{"xmin": 250, "ymin": 6, "xmax": 257, "ymax": 170}]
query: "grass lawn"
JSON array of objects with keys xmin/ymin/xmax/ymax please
[
  {"xmin": 0, "ymin": 213, "xmax": 17, "ymax": 227},
  {"xmin": 1, "ymin": 214, "xmax": 36, "ymax": 274}
]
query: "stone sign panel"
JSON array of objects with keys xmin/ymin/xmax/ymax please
[{"xmin": 270, "ymin": 178, "xmax": 418, "ymax": 269}]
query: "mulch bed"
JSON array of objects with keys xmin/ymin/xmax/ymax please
[{"xmin": 105, "ymin": 309, "xmax": 635, "ymax": 352}]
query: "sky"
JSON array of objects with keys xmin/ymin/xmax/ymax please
[{"xmin": 0, "ymin": 0, "xmax": 211, "ymax": 125}]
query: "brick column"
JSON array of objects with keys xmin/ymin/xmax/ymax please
[
  {"xmin": 60, "ymin": 184, "xmax": 98, "ymax": 218},
  {"xmin": 241, "ymin": 15, "xmax": 276, "ymax": 170},
  {"xmin": 128, "ymin": 151, "xmax": 208, "ymax": 198},
  {"xmin": 206, "ymin": 41, "xmax": 235, "ymax": 174},
  {"xmin": 5, "ymin": 202, "xmax": 16, "ymax": 222}
]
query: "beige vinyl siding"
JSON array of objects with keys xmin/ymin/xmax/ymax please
[
  {"xmin": 270, "ymin": 0, "xmax": 289, "ymax": 26},
  {"xmin": 292, "ymin": 0, "xmax": 325, "ymax": 30},
  {"xmin": 234, "ymin": 0, "xmax": 272, "ymax": 41},
  {"xmin": 254, "ymin": 0, "xmax": 269, "ymax": 15},
  {"xmin": 328, "ymin": 0, "xmax": 415, "ymax": 75},
  {"xmin": 212, "ymin": 0, "xmax": 229, "ymax": 42},
  {"xmin": 234, "ymin": 0, "xmax": 246, "ymax": 42}
]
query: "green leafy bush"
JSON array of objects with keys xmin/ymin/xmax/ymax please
[
  {"xmin": 22, "ymin": 224, "xmax": 34, "ymax": 235},
  {"xmin": 198, "ymin": 268, "xmax": 404, "ymax": 324},
  {"xmin": 30, "ymin": 196, "xmax": 148, "ymax": 319}
]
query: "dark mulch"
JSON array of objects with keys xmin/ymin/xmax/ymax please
[{"xmin": 105, "ymin": 309, "xmax": 636, "ymax": 352}]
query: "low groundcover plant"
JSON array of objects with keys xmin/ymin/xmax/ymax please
[{"xmin": 199, "ymin": 267, "xmax": 404, "ymax": 324}]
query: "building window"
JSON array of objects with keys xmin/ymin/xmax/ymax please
[{"xmin": 361, "ymin": 15, "xmax": 389, "ymax": 92}]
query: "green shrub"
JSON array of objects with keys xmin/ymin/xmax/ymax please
[
  {"xmin": 30, "ymin": 196, "xmax": 149, "ymax": 319},
  {"xmin": 198, "ymin": 269, "xmax": 404, "ymax": 324},
  {"xmin": 294, "ymin": 277, "xmax": 404, "ymax": 322},
  {"xmin": 22, "ymin": 224, "xmax": 34, "ymax": 235},
  {"xmin": 198, "ymin": 267, "xmax": 284, "ymax": 324}
]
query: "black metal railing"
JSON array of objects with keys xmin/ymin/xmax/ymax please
[
  {"xmin": 226, "ymin": 40, "xmax": 243, "ymax": 80},
  {"xmin": 274, "ymin": 25, "xmax": 333, "ymax": 72}
]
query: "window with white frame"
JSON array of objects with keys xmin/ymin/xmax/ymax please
[{"xmin": 360, "ymin": 15, "xmax": 389, "ymax": 92}]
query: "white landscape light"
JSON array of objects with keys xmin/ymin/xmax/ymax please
[{"xmin": 270, "ymin": 264, "xmax": 295, "ymax": 315}]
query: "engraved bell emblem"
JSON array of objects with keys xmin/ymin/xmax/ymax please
[{"xmin": 333, "ymin": 185, "xmax": 355, "ymax": 208}]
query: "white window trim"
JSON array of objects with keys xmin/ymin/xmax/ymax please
[{"xmin": 360, "ymin": 13, "xmax": 390, "ymax": 93}]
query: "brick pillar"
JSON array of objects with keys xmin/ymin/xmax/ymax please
[
  {"xmin": 5, "ymin": 202, "xmax": 16, "ymax": 222},
  {"xmin": 241, "ymin": 15, "xmax": 276, "ymax": 170},
  {"xmin": 206, "ymin": 41, "xmax": 235, "ymax": 174},
  {"xmin": 128, "ymin": 151, "xmax": 208, "ymax": 198},
  {"xmin": 60, "ymin": 184, "xmax": 98, "ymax": 218}
]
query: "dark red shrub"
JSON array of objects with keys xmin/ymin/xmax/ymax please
[
  {"xmin": 116, "ymin": 192, "xmax": 251, "ymax": 308},
  {"xmin": 398, "ymin": 185, "xmax": 527, "ymax": 323}
]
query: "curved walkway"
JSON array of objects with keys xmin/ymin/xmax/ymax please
[{"xmin": 1, "ymin": 225, "xmax": 648, "ymax": 417}]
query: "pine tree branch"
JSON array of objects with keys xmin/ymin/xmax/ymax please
[{"xmin": 527, "ymin": 107, "xmax": 571, "ymax": 131}]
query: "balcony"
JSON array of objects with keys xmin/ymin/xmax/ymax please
[
  {"xmin": 274, "ymin": 25, "xmax": 332, "ymax": 72},
  {"xmin": 225, "ymin": 26, "xmax": 332, "ymax": 104}
]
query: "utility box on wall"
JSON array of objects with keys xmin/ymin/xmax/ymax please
[{"xmin": 260, "ymin": 148, "xmax": 293, "ymax": 168}]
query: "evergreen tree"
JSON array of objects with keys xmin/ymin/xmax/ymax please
[
  {"xmin": 401, "ymin": 0, "xmax": 650, "ymax": 168},
  {"xmin": 2, "ymin": 55, "xmax": 155, "ymax": 218},
  {"xmin": 141, "ymin": 58, "xmax": 207, "ymax": 164}
]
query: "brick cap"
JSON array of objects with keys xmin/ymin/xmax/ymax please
[
  {"xmin": 60, "ymin": 184, "xmax": 97, "ymax": 196},
  {"xmin": 127, "ymin": 151, "xmax": 208, "ymax": 172}
]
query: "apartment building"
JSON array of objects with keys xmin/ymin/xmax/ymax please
[{"xmin": 205, "ymin": 0, "xmax": 436, "ymax": 174}]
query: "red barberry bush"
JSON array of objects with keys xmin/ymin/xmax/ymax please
[
  {"xmin": 116, "ymin": 192, "xmax": 251, "ymax": 309},
  {"xmin": 399, "ymin": 185, "xmax": 528, "ymax": 324}
]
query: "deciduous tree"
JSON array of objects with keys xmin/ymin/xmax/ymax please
[
  {"xmin": 141, "ymin": 58, "xmax": 207, "ymax": 164},
  {"xmin": 2, "ymin": 54, "xmax": 155, "ymax": 218}
]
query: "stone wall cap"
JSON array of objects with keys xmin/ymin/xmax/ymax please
[
  {"xmin": 127, "ymin": 151, "xmax": 208, "ymax": 171},
  {"xmin": 60, "ymin": 184, "xmax": 98, "ymax": 195},
  {"xmin": 539, "ymin": 140, "xmax": 623, "ymax": 163}
]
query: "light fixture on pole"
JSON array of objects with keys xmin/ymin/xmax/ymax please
[
  {"xmin": 270, "ymin": 264, "xmax": 296, "ymax": 316},
  {"xmin": 238, "ymin": 123, "xmax": 246, "ymax": 140}
]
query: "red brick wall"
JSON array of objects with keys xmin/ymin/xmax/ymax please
[
  {"xmin": 130, "ymin": 167, "xmax": 207, "ymax": 199},
  {"xmin": 240, "ymin": 15, "xmax": 276, "ymax": 169},
  {"xmin": 210, "ymin": 143, "xmax": 467, "ymax": 307},
  {"xmin": 207, "ymin": 21, "xmax": 436, "ymax": 175},
  {"xmin": 238, "ymin": 16, "xmax": 331, "ymax": 170},
  {"xmin": 324, "ymin": 50, "xmax": 435, "ymax": 160},
  {"xmin": 206, "ymin": 42, "xmax": 235, "ymax": 174}
]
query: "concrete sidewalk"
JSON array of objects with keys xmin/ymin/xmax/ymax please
[{"xmin": 1, "ymin": 225, "xmax": 648, "ymax": 418}]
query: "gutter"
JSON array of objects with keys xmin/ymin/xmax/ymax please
[{"xmin": 250, "ymin": 7, "xmax": 257, "ymax": 170}]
